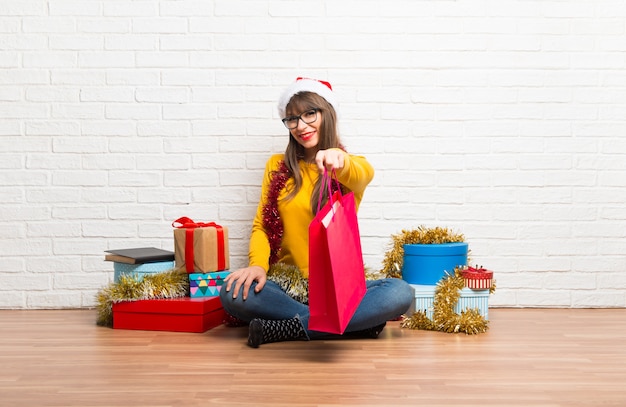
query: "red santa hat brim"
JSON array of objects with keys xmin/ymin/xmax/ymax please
[{"xmin": 277, "ymin": 77, "xmax": 338, "ymax": 118}]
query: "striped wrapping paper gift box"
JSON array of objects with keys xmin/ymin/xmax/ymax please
[
  {"xmin": 462, "ymin": 266, "xmax": 494, "ymax": 290},
  {"xmin": 408, "ymin": 284, "xmax": 490, "ymax": 320}
]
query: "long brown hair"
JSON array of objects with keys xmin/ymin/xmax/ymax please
[{"xmin": 282, "ymin": 91, "xmax": 344, "ymax": 214}]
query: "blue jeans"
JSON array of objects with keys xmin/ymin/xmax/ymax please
[{"xmin": 219, "ymin": 278, "xmax": 414, "ymax": 340}]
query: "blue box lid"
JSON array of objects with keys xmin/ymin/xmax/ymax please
[{"xmin": 403, "ymin": 242, "xmax": 468, "ymax": 256}]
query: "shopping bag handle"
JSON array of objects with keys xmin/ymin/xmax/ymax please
[{"xmin": 316, "ymin": 168, "xmax": 341, "ymax": 214}]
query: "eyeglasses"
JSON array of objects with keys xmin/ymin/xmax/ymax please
[{"xmin": 281, "ymin": 109, "xmax": 319, "ymax": 130}]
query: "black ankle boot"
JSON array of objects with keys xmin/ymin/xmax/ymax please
[{"xmin": 248, "ymin": 316, "xmax": 308, "ymax": 348}]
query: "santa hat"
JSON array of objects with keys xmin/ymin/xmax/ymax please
[{"xmin": 277, "ymin": 77, "xmax": 338, "ymax": 118}]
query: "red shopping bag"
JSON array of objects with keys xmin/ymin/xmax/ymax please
[{"xmin": 308, "ymin": 169, "xmax": 366, "ymax": 334}]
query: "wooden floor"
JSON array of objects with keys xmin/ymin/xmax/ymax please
[{"xmin": 1, "ymin": 309, "xmax": 625, "ymax": 407}]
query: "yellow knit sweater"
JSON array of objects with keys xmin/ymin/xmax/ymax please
[{"xmin": 248, "ymin": 149, "xmax": 374, "ymax": 278}]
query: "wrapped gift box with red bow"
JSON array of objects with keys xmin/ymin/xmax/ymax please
[
  {"xmin": 172, "ymin": 217, "xmax": 229, "ymax": 273},
  {"xmin": 112, "ymin": 297, "xmax": 224, "ymax": 333},
  {"xmin": 462, "ymin": 266, "xmax": 494, "ymax": 290}
]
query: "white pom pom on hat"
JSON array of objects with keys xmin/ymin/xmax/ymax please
[{"xmin": 277, "ymin": 77, "xmax": 338, "ymax": 118}]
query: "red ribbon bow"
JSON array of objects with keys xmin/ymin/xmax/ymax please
[
  {"xmin": 172, "ymin": 217, "xmax": 226, "ymax": 273},
  {"xmin": 464, "ymin": 266, "xmax": 493, "ymax": 279},
  {"xmin": 467, "ymin": 266, "xmax": 487, "ymax": 273}
]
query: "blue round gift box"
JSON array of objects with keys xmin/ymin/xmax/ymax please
[{"xmin": 401, "ymin": 242, "xmax": 468, "ymax": 285}]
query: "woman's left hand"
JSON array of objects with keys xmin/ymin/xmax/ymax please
[
  {"xmin": 223, "ymin": 265, "xmax": 267, "ymax": 301},
  {"xmin": 315, "ymin": 149, "xmax": 345, "ymax": 173}
]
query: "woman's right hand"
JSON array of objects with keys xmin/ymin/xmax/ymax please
[{"xmin": 223, "ymin": 265, "xmax": 267, "ymax": 301}]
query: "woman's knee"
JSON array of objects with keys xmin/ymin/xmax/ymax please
[
  {"xmin": 219, "ymin": 283, "xmax": 254, "ymax": 317},
  {"xmin": 385, "ymin": 278, "xmax": 414, "ymax": 313}
]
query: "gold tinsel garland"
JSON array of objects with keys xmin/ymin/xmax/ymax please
[
  {"xmin": 95, "ymin": 269, "xmax": 189, "ymax": 327},
  {"xmin": 96, "ymin": 263, "xmax": 376, "ymax": 326},
  {"xmin": 95, "ymin": 226, "xmax": 494, "ymax": 336},
  {"xmin": 400, "ymin": 267, "xmax": 496, "ymax": 335},
  {"xmin": 380, "ymin": 226, "xmax": 465, "ymax": 279},
  {"xmin": 379, "ymin": 226, "xmax": 495, "ymax": 335},
  {"xmin": 267, "ymin": 262, "xmax": 309, "ymax": 304},
  {"xmin": 267, "ymin": 262, "xmax": 382, "ymax": 305}
]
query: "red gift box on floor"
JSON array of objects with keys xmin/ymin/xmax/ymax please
[
  {"xmin": 462, "ymin": 266, "xmax": 494, "ymax": 290},
  {"xmin": 112, "ymin": 297, "xmax": 225, "ymax": 333}
]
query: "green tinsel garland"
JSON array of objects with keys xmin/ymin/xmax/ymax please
[
  {"xmin": 95, "ymin": 269, "xmax": 189, "ymax": 327},
  {"xmin": 380, "ymin": 226, "xmax": 465, "ymax": 279}
]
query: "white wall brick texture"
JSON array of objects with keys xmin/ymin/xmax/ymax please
[{"xmin": 1, "ymin": 0, "xmax": 625, "ymax": 309}]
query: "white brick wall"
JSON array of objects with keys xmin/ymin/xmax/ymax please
[{"xmin": 1, "ymin": 0, "xmax": 625, "ymax": 309}]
